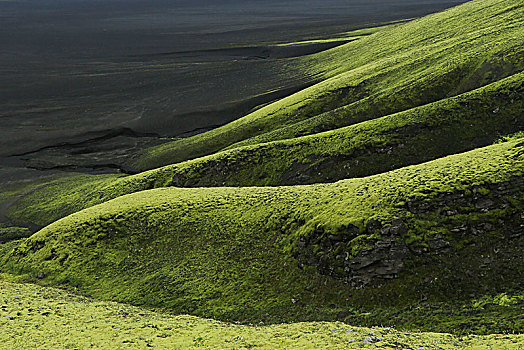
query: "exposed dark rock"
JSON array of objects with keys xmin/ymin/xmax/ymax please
[
  {"xmin": 475, "ymin": 198, "xmax": 496, "ymax": 211},
  {"xmin": 294, "ymin": 177, "xmax": 523, "ymax": 288},
  {"xmin": 382, "ymin": 219, "xmax": 407, "ymax": 236},
  {"xmin": 366, "ymin": 219, "xmax": 382, "ymax": 234},
  {"xmin": 427, "ymin": 235, "xmax": 451, "ymax": 250}
]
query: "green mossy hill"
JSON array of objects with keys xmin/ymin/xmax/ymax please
[
  {"xmin": 0, "ymin": 226, "xmax": 32, "ymax": 243},
  {"xmin": 0, "ymin": 173, "xmax": 121, "ymax": 228},
  {"xmin": 2, "ymin": 280, "xmax": 522, "ymax": 350},
  {"xmin": 1, "ymin": 140, "xmax": 522, "ymax": 330},
  {"xmin": 129, "ymin": 0, "xmax": 524, "ymax": 170},
  {"xmin": 4, "ymin": 72, "xmax": 522, "ymax": 228},
  {"xmin": 141, "ymin": 72, "xmax": 524, "ymax": 187},
  {"xmin": 4, "ymin": 0, "xmax": 522, "ymax": 230}
]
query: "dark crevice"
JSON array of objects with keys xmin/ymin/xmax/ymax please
[
  {"xmin": 9, "ymin": 127, "xmax": 160, "ymax": 158},
  {"xmin": 26, "ymin": 163, "xmax": 138, "ymax": 175},
  {"xmin": 126, "ymin": 41, "xmax": 351, "ymax": 61}
]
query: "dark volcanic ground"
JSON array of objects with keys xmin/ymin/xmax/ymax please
[{"xmin": 0, "ymin": 0, "xmax": 468, "ymax": 182}]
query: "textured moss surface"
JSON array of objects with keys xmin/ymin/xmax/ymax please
[
  {"xmin": 140, "ymin": 72, "xmax": 524, "ymax": 187},
  {"xmin": 0, "ymin": 173, "xmax": 121, "ymax": 227},
  {"xmin": 2, "ymin": 0, "xmax": 523, "ymax": 233},
  {"xmin": 0, "ymin": 0, "xmax": 523, "ymax": 345},
  {"xmin": 2, "ymin": 280, "xmax": 522, "ymax": 349},
  {"xmin": 3, "ymin": 71, "xmax": 522, "ymax": 230},
  {"xmin": 1, "ymin": 140, "xmax": 522, "ymax": 330}
]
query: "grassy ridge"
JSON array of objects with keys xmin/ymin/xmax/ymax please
[
  {"xmin": 142, "ymin": 72, "xmax": 524, "ymax": 187},
  {"xmin": 129, "ymin": 0, "xmax": 524, "ymax": 170},
  {"xmin": 2, "ymin": 140, "xmax": 522, "ymax": 330},
  {"xmin": 3, "ymin": 71, "xmax": 522, "ymax": 228},
  {"xmin": 3, "ymin": 0, "xmax": 522, "ymax": 230},
  {"xmin": 1, "ymin": 279, "xmax": 522, "ymax": 349},
  {"xmin": 228, "ymin": 46, "xmax": 524, "ymax": 150},
  {"xmin": 0, "ymin": 0, "xmax": 522, "ymax": 342},
  {"xmin": 0, "ymin": 173, "xmax": 121, "ymax": 228}
]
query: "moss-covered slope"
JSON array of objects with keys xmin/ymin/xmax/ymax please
[
  {"xmin": 3, "ymin": 71, "xmax": 522, "ymax": 229},
  {"xmin": 141, "ymin": 72, "xmax": 524, "ymax": 187},
  {"xmin": 0, "ymin": 173, "xmax": 122, "ymax": 229},
  {"xmin": 2, "ymin": 140, "xmax": 522, "ymax": 330},
  {"xmin": 0, "ymin": 0, "xmax": 522, "ymax": 340},
  {"xmin": 2, "ymin": 0, "xmax": 523, "ymax": 232},
  {"xmin": 129, "ymin": 0, "xmax": 524, "ymax": 170}
]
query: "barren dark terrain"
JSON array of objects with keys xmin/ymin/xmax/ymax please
[{"xmin": 0, "ymin": 0, "xmax": 467, "ymax": 183}]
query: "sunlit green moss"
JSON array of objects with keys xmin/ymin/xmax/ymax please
[
  {"xmin": 1, "ymin": 280, "xmax": 521, "ymax": 349},
  {"xmin": 1, "ymin": 140, "xmax": 522, "ymax": 329},
  {"xmin": 3, "ymin": 71, "xmax": 522, "ymax": 229},
  {"xmin": 0, "ymin": 0, "xmax": 522, "ymax": 342}
]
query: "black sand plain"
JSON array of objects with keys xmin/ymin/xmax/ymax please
[{"xmin": 0, "ymin": 0, "xmax": 468, "ymax": 182}]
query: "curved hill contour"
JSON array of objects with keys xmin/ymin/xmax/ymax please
[
  {"xmin": 2, "ymin": 140, "xmax": 523, "ymax": 330},
  {"xmin": 0, "ymin": 0, "xmax": 523, "ymax": 339},
  {"xmin": 129, "ymin": 0, "xmax": 524, "ymax": 170}
]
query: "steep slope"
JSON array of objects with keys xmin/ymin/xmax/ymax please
[
  {"xmin": 2, "ymin": 140, "xmax": 522, "ymax": 330},
  {"xmin": 143, "ymin": 72, "xmax": 524, "ymax": 187},
  {"xmin": 0, "ymin": 173, "xmax": 121, "ymax": 231},
  {"xmin": 2, "ymin": 0, "xmax": 523, "ymax": 232},
  {"xmin": 3, "ymin": 71, "xmax": 522, "ymax": 229},
  {"xmin": 129, "ymin": 0, "xmax": 524, "ymax": 170}
]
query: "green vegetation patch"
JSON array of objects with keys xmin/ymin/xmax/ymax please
[
  {"xmin": 0, "ymin": 0, "xmax": 522, "ymax": 339},
  {"xmin": 4, "ymin": 71, "xmax": 521, "ymax": 230},
  {"xmin": 1, "ymin": 140, "xmax": 522, "ymax": 329},
  {"xmin": 0, "ymin": 173, "xmax": 122, "ymax": 227},
  {"xmin": 0, "ymin": 226, "xmax": 32, "ymax": 243},
  {"xmin": 2, "ymin": 280, "xmax": 522, "ymax": 349},
  {"xmin": 143, "ymin": 72, "xmax": 524, "ymax": 187}
]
